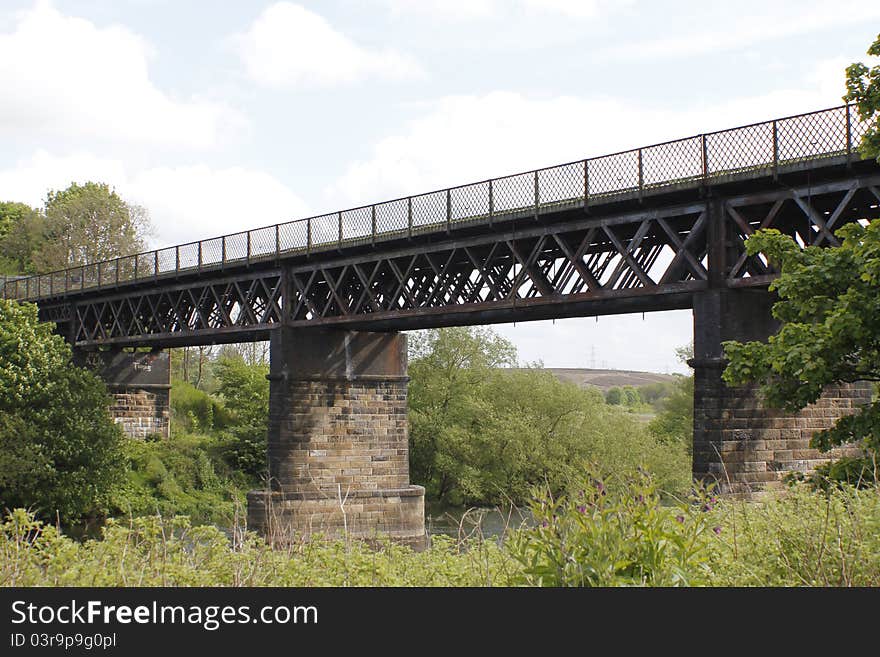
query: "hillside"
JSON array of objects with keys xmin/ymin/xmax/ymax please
[{"xmin": 509, "ymin": 368, "xmax": 678, "ymax": 392}]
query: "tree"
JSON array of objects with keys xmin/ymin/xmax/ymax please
[
  {"xmin": 407, "ymin": 327, "xmax": 690, "ymax": 505},
  {"xmin": 0, "ymin": 299, "xmax": 125, "ymax": 522},
  {"xmin": 213, "ymin": 354, "xmax": 269, "ymax": 478},
  {"xmin": 844, "ymin": 32, "xmax": 880, "ymax": 160},
  {"xmin": 32, "ymin": 182, "xmax": 151, "ymax": 271},
  {"xmin": 605, "ymin": 387, "xmax": 623, "ymax": 405},
  {"xmin": 0, "ymin": 202, "xmax": 44, "ymax": 274},
  {"xmin": 722, "ymin": 223, "xmax": 880, "ymax": 469}
]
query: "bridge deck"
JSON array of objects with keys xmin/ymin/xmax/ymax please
[{"xmin": 4, "ymin": 105, "xmax": 880, "ymax": 349}]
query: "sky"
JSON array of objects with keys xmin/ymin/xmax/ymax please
[{"xmin": 1, "ymin": 0, "xmax": 878, "ymax": 373}]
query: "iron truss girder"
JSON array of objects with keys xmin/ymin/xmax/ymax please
[{"xmin": 53, "ymin": 173, "xmax": 880, "ymax": 347}]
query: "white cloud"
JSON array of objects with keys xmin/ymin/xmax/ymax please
[
  {"xmin": 0, "ymin": 152, "xmax": 309, "ymax": 248},
  {"xmin": 382, "ymin": 0, "xmax": 498, "ymax": 20},
  {"xmin": 0, "ymin": 2, "xmax": 244, "ymax": 149},
  {"xmin": 126, "ymin": 165, "xmax": 310, "ymax": 247},
  {"xmin": 602, "ymin": 1, "xmax": 880, "ymax": 61},
  {"xmin": 328, "ymin": 59, "xmax": 846, "ymax": 207},
  {"xmin": 234, "ymin": 2, "xmax": 422, "ymax": 87},
  {"xmin": 382, "ymin": 0, "xmax": 631, "ymax": 20},
  {"xmin": 521, "ymin": 0, "xmax": 634, "ymax": 19}
]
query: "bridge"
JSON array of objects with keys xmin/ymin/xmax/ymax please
[{"xmin": 4, "ymin": 105, "xmax": 879, "ymax": 546}]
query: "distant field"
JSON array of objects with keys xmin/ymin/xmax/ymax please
[{"xmin": 508, "ymin": 368, "xmax": 677, "ymax": 392}]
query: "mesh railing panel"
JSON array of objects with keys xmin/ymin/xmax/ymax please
[
  {"xmin": 452, "ymin": 182, "xmax": 490, "ymax": 222},
  {"xmin": 5, "ymin": 105, "xmax": 866, "ymax": 301},
  {"xmin": 493, "ymin": 172, "xmax": 533, "ymax": 214},
  {"xmin": 643, "ymin": 137, "xmax": 703, "ymax": 186},
  {"xmin": 224, "ymin": 232, "xmax": 249, "ymax": 262},
  {"xmin": 589, "ymin": 150, "xmax": 639, "ymax": 196},
  {"xmin": 376, "ymin": 199, "xmax": 409, "ymax": 234},
  {"xmin": 706, "ymin": 121, "xmax": 774, "ymax": 176},
  {"xmin": 310, "ymin": 213, "xmax": 340, "ymax": 246},
  {"xmin": 201, "ymin": 238, "xmax": 223, "ymax": 267},
  {"xmin": 539, "ymin": 162, "xmax": 584, "ymax": 205},
  {"xmin": 279, "ymin": 220, "xmax": 308, "ymax": 253},
  {"xmin": 778, "ymin": 107, "xmax": 847, "ymax": 163},
  {"xmin": 411, "ymin": 190, "xmax": 447, "ymax": 228},
  {"xmin": 249, "ymin": 227, "xmax": 276, "ymax": 258},
  {"xmin": 341, "ymin": 206, "xmax": 373, "ymax": 240}
]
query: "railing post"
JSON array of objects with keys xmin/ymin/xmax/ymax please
[
  {"xmin": 307, "ymin": 219, "xmax": 312, "ymax": 255},
  {"xmin": 175, "ymin": 245, "xmax": 180, "ymax": 273},
  {"xmin": 154, "ymin": 251, "xmax": 159, "ymax": 279},
  {"xmin": 371, "ymin": 205, "xmax": 377, "ymax": 245},
  {"xmin": 772, "ymin": 119, "xmax": 779, "ymax": 181},
  {"xmin": 338, "ymin": 211, "xmax": 343, "ymax": 247},
  {"xmin": 446, "ymin": 189, "xmax": 451, "ymax": 231},
  {"xmin": 246, "ymin": 232, "xmax": 251, "ymax": 265},
  {"xmin": 221, "ymin": 236, "xmax": 226, "ymax": 268},
  {"xmin": 65, "ymin": 269, "xmax": 69, "ymax": 294},
  {"xmin": 845, "ymin": 104, "xmax": 852, "ymax": 167},
  {"xmin": 49, "ymin": 272, "xmax": 53, "ymax": 297},
  {"xmin": 701, "ymin": 134, "xmax": 708, "ymax": 179},
  {"xmin": 407, "ymin": 197, "xmax": 413, "ymax": 238},
  {"xmin": 637, "ymin": 149, "xmax": 644, "ymax": 200},
  {"xmin": 81, "ymin": 266, "xmax": 85, "ymax": 291},
  {"xmin": 198, "ymin": 241, "xmax": 203, "ymax": 272},
  {"xmin": 115, "ymin": 257, "xmax": 120, "ymax": 286},
  {"xmin": 275, "ymin": 225, "xmax": 280, "ymax": 261},
  {"xmin": 97, "ymin": 261, "xmax": 102, "ymax": 288},
  {"xmin": 134, "ymin": 253, "xmax": 139, "ymax": 280},
  {"xmin": 488, "ymin": 179, "xmax": 494, "ymax": 225},
  {"xmin": 534, "ymin": 170, "xmax": 539, "ymax": 219},
  {"xmin": 583, "ymin": 159, "xmax": 589, "ymax": 210}
]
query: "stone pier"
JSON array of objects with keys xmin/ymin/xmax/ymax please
[
  {"xmin": 247, "ymin": 328, "xmax": 426, "ymax": 548},
  {"xmin": 75, "ymin": 349, "xmax": 171, "ymax": 440},
  {"xmin": 691, "ymin": 289, "xmax": 870, "ymax": 495}
]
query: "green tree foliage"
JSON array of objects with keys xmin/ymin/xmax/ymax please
[
  {"xmin": 604, "ymin": 386, "xmax": 623, "ymax": 405},
  {"xmin": 33, "ymin": 182, "xmax": 151, "ymax": 271},
  {"xmin": 213, "ymin": 354, "xmax": 270, "ymax": 478},
  {"xmin": 0, "ymin": 299, "xmax": 124, "ymax": 521},
  {"xmin": 510, "ymin": 470, "xmax": 715, "ymax": 586},
  {"xmin": 722, "ymin": 223, "xmax": 880, "ymax": 464},
  {"xmin": 622, "ymin": 385, "xmax": 642, "ymax": 406},
  {"xmin": 844, "ymin": 32, "xmax": 880, "ymax": 160},
  {"xmin": 0, "ymin": 201, "xmax": 44, "ymax": 274},
  {"xmin": 170, "ymin": 379, "xmax": 233, "ymax": 434},
  {"xmin": 648, "ymin": 375, "xmax": 694, "ymax": 447},
  {"xmin": 112, "ymin": 433, "xmax": 248, "ymax": 526},
  {"xmin": 408, "ymin": 327, "xmax": 690, "ymax": 506}
]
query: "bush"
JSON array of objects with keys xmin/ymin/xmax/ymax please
[
  {"xmin": 170, "ymin": 378, "xmax": 232, "ymax": 433},
  {"xmin": 111, "ymin": 433, "xmax": 248, "ymax": 526},
  {"xmin": 509, "ymin": 469, "xmax": 715, "ymax": 586},
  {"xmin": 707, "ymin": 483, "xmax": 880, "ymax": 586},
  {"xmin": 0, "ymin": 299, "xmax": 124, "ymax": 522}
]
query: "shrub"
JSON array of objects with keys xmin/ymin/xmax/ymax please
[{"xmin": 508, "ymin": 469, "xmax": 716, "ymax": 586}]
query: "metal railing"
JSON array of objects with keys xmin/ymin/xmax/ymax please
[{"xmin": 2, "ymin": 104, "xmax": 870, "ymax": 302}]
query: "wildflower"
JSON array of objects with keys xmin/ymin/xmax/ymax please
[
  {"xmin": 675, "ymin": 515, "xmax": 685, "ymax": 523},
  {"xmin": 701, "ymin": 503, "xmax": 713, "ymax": 513},
  {"xmin": 577, "ymin": 505, "xmax": 587, "ymax": 514},
  {"xmin": 541, "ymin": 520, "xmax": 549, "ymax": 528},
  {"xmin": 636, "ymin": 494, "xmax": 644, "ymax": 504},
  {"xmin": 713, "ymin": 526, "xmax": 722, "ymax": 535}
]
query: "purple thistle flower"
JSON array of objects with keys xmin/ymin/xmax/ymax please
[
  {"xmin": 541, "ymin": 520, "xmax": 549, "ymax": 528},
  {"xmin": 701, "ymin": 503, "xmax": 713, "ymax": 513},
  {"xmin": 636, "ymin": 494, "xmax": 644, "ymax": 504},
  {"xmin": 577, "ymin": 505, "xmax": 587, "ymax": 514},
  {"xmin": 713, "ymin": 526, "xmax": 722, "ymax": 535},
  {"xmin": 596, "ymin": 481, "xmax": 605, "ymax": 494},
  {"xmin": 675, "ymin": 515, "xmax": 685, "ymax": 524}
]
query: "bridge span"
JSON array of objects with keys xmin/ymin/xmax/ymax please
[{"xmin": 4, "ymin": 105, "xmax": 879, "ymax": 545}]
